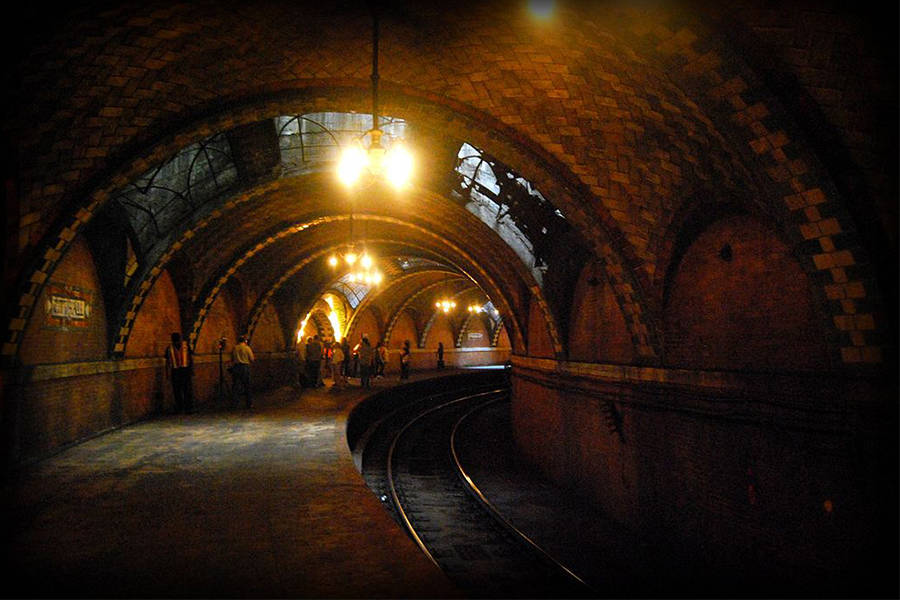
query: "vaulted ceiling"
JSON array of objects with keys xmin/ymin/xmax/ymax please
[{"xmin": 2, "ymin": 0, "xmax": 895, "ymax": 364}]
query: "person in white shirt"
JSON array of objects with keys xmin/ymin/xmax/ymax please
[
  {"xmin": 331, "ymin": 343, "xmax": 346, "ymax": 389},
  {"xmin": 231, "ymin": 335, "xmax": 255, "ymax": 409}
]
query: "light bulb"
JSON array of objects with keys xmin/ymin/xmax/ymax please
[
  {"xmin": 367, "ymin": 130, "xmax": 386, "ymax": 175},
  {"xmin": 328, "ymin": 255, "xmax": 338, "ymax": 267},
  {"xmin": 360, "ymin": 253, "xmax": 372, "ymax": 269},
  {"xmin": 337, "ymin": 145, "xmax": 367, "ymax": 186},
  {"xmin": 385, "ymin": 143, "xmax": 413, "ymax": 189},
  {"xmin": 345, "ymin": 252, "xmax": 357, "ymax": 265}
]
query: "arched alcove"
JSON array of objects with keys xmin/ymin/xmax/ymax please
[
  {"xmin": 125, "ymin": 270, "xmax": 182, "ymax": 358},
  {"xmin": 663, "ymin": 214, "xmax": 829, "ymax": 372},
  {"xmin": 568, "ymin": 261, "xmax": 635, "ymax": 364},
  {"xmin": 526, "ymin": 299, "xmax": 556, "ymax": 359}
]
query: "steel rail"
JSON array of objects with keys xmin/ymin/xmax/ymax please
[
  {"xmin": 351, "ymin": 383, "xmax": 499, "ymax": 463},
  {"xmin": 450, "ymin": 397, "xmax": 596, "ymax": 594},
  {"xmin": 385, "ymin": 388, "xmax": 507, "ymax": 568}
]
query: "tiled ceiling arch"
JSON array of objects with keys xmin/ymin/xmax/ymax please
[{"xmin": 2, "ymin": 1, "xmax": 892, "ymax": 366}]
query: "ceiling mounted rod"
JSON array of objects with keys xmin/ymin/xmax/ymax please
[{"xmin": 370, "ymin": 9, "xmax": 380, "ymax": 132}]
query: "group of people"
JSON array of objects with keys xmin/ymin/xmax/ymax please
[
  {"xmin": 297, "ymin": 334, "xmax": 411, "ymax": 390},
  {"xmin": 164, "ymin": 329, "xmax": 418, "ymax": 414},
  {"xmin": 164, "ymin": 331, "xmax": 255, "ymax": 414}
]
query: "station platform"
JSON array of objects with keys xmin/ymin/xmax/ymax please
[
  {"xmin": 1, "ymin": 368, "xmax": 628, "ymax": 598},
  {"xmin": 3, "ymin": 371, "xmax": 462, "ymax": 598}
]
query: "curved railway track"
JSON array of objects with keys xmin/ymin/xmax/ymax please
[{"xmin": 358, "ymin": 386, "xmax": 595, "ymax": 598}]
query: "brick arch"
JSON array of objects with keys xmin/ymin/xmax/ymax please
[
  {"xmin": 420, "ymin": 286, "xmax": 477, "ymax": 349},
  {"xmin": 305, "ymin": 309, "xmax": 333, "ymax": 341},
  {"xmin": 568, "ymin": 260, "xmax": 635, "ymax": 365},
  {"xmin": 491, "ymin": 319, "xmax": 508, "ymax": 349},
  {"xmin": 241, "ymin": 233, "xmax": 520, "ymax": 355},
  {"xmin": 187, "ymin": 218, "xmax": 333, "ymax": 351},
  {"xmin": 347, "ymin": 305, "xmax": 383, "ymax": 348},
  {"xmin": 653, "ymin": 188, "xmax": 761, "ymax": 310},
  {"xmin": 662, "ymin": 213, "xmax": 830, "ymax": 371},
  {"xmin": 388, "ymin": 309, "xmax": 420, "ymax": 353},
  {"xmin": 12, "ymin": 3, "xmax": 882, "ymax": 367},
  {"xmin": 106, "ymin": 175, "xmax": 550, "ymax": 357},
  {"xmin": 383, "ymin": 280, "xmax": 453, "ymax": 350},
  {"xmin": 615, "ymin": 9, "xmax": 888, "ymax": 365},
  {"xmin": 4, "ymin": 83, "xmax": 603, "ymax": 363},
  {"xmin": 342, "ymin": 268, "xmax": 459, "ymax": 345},
  {"xmin": 456, "ymin": 312, "xmax": 495, "ymax": 349},
  {"xmin": 4, "ymin": 75, "xmax": 664, "ymax": 366},
  {"xmin": 202, "ymin": 211, "xmax": 545, "ymax": 357},
  {"xmin": 245, "ymin": 250, "xmax": 332, "ymax": 345}
]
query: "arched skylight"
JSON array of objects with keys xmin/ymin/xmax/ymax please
[
  {"xmin": 276, "ymin": 112, "xmax": 407, "ymax": 174},
  {"xmin": 396, "ymin": 256, "xmax": 445, "ymax": 271},
  {"xmin": 482, "ymin": 300, "xmax": 501, "ymax": 322},
  {"xmin": 331, "ymin": 273, "xmax": 372, "ymax": 308},
  {"xmin": 453, "ymin": 142, "xmax": 566, "ymax": 286},
  {"xmin": 113, "ymin": 133, "xmax": 238, "ymax": 255}
]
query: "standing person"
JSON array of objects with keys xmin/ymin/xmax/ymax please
[
  {"xmin": 351, "ymin": 340, "xmax": 360, "ymax": 379},
  {"xmin": 374, "ymin": 341, "xmax": 387, "ymax": 378},
  {"xmin": 357, "ymin": 336, "xmax": 375, "ymax": 389},
  {"xmin": 165, "ymin": 332, "xmax": 194, "ymax": 414},
  {"xmin": 331, "ymin": 341, "xmax": 346, "ymax": 389},
  {"xmin": 296, "ymin": 336, "xmax": 307, "ymax": 389},
  {"xmin": 341, "ymin": 338, "xmax": 351, "ymax": 379},
  {"xmin": 323, "ymin": 339, "xmax": 333, "ymax": 378},
  {"xmin": 400, "ymin": 340, "xmax": 411, "ymax": 380},
  {"xmin": 306, "ymin": 335, "xmax": 323, "ymax": 388},
  {"xmin": 378, "ymin": 341, "xmax": 389, "ymax": 377},
  {"xmin": 231, "ymin": 335, "xmax": 255, "ymax": 409},
  {"xmin": 436, "ymin": 342, "xmax": 445, "ymax": 369}
]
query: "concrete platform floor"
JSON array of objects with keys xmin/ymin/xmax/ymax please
[{"xmin": 2, "ymin": 371, "xmax": 464, "ymax": 598}]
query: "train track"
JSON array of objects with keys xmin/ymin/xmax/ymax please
[{"xmin": 358, "ymin": 387, "xmax": 595, "ymax": 598}]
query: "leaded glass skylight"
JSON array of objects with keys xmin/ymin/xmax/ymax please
[
  {"xmin": 113, "ymin": 133, "xmax": 238, "ymax": 255},
  {"xmin": 332, "ymin": 273, "xmax": 372, "ymax": 308},
  {"xmin": 396, "ymin": 256, "xmax": 444, "ymax": 271},
  {"xmin": 482, "ymin": 300, "xmax": 500, "ymax": 322},
  {"xmin": 276, "ymin": 112, "xmax": 407, "ymax": 174},
  {"xmin": 453, "ymin": 142, "xmax": 566, "ymax": 286}
]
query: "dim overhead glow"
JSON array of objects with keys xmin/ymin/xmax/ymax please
[{"xmin": 528, "ymin": 0, "xmax": 555, "ymax": 19}]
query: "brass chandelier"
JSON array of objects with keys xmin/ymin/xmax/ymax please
[{"xmin": 336, "ymin": 9, "xmax": 413, "ymax": 189}]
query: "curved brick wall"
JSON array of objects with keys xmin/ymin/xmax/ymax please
[{"xmin": 0, "ymin": 2, "xmax": 895, "ymax": 589}]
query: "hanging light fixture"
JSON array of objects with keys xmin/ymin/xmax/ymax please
[
  {"xmin": 435, "ymin": 299, "xmax": 457, "ymax": 314},
  {"xmin": 331, "ymin": 247, "xmax": 383, "ymax": 286},
  {"xmin": 337, "ymin": 7, "xmax": 414, "ymax": 189},
  {"xmin": 467, "ymin": 303, "xmax": 484, "ymax": 313},
  {"xmin": 328, "ymin": 213, "xmax": 383, "ymax": 285}
]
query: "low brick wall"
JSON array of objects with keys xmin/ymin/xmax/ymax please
[
  {"xmin": 3, "ymin": 352, "xmax": 294, "ymax": 469},
  {"xmin": 509, "ymin": 355, "xmax": 895, "ymax": 591}
]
